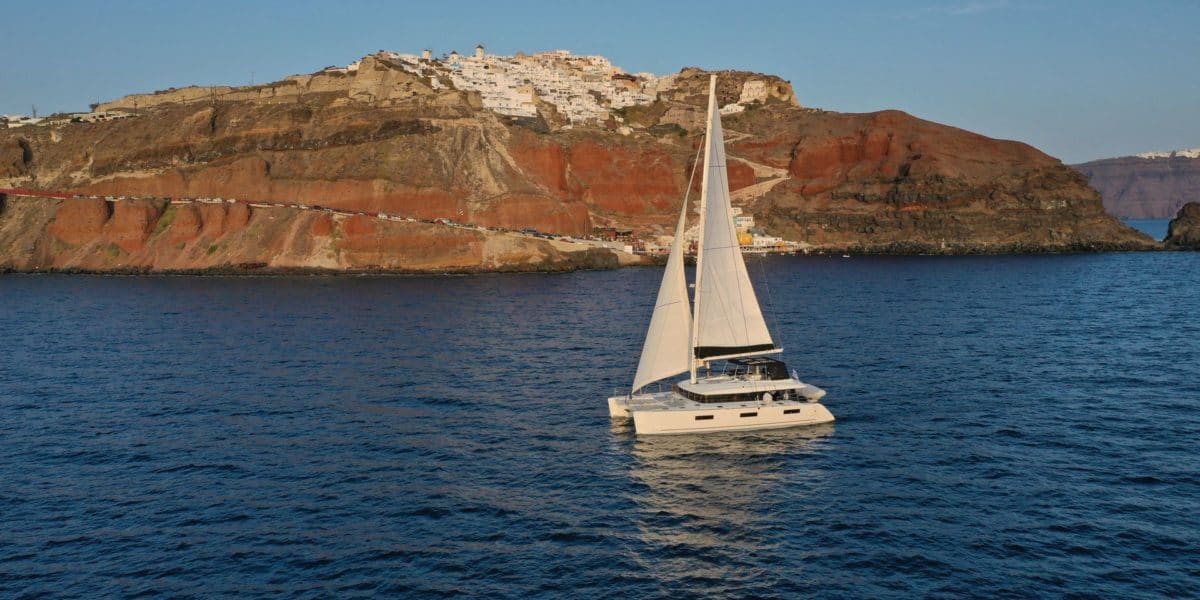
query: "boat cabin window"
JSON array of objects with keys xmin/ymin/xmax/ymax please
[
  {"xmin": 674, "ymin": 384, "xmax": 800, "ymax": 404},
  {"xmin": 723, "ymin": 357, "xmax": 790, "ymax": 381}
]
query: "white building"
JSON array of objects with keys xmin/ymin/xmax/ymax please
[
  {"xmin": 2, "ymin": 114, "xmax": 43, "ymax": 128},
  {"xmin": 750, "ymin": 233, "xmax": 783, "ymax": 248},
  {"xmin": 381, "ymin": 45, "xmax": 660, "ymax": 124}
]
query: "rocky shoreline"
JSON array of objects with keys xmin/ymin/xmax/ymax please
[
  {"xmin": 806, "ymin": 240, "xmax": 1162, "ymax": 255},
  {"xmin": 1, "ymin": 237, "xmax": 1173, "ymax": 278}
]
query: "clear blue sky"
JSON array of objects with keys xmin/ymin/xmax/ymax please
[{"xmin": 1, "ymin": 0, "xmax": 1196, "ymax": 163}]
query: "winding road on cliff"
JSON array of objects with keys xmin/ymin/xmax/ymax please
[{"xmin": 723, "ymin": 128, "xmax": 792, "ymax": 204}]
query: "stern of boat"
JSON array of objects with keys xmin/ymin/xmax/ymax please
[{"xmin": 607, "ymin": 395, "xmax": 631, "ymax": 419}]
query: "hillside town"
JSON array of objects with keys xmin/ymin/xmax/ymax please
[
  {"xmin": 381, "ymin": 45, "xmax": 660, "ymax": 124},
  {"xmin": 1134, "ymin": 148, "xmax": 1200, "ymax": 160},
  {"xmin": 321, "ymin": 44, "xmax": 784, "ymax": 126}
]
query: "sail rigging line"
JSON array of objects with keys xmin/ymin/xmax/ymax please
[
  {"xmin": 753, "ymin": 250, "xmax": 783, "ymax": 353},
  {"xmin": 683, "ymin": 134, "xmax": 705, "ymax": 225}
]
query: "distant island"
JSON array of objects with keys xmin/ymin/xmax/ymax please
[
  {"xmin": 1073, "ymin": 149, "xmax": 1200, "ymax": 220},
  {"xmin": 0, "ymin": 46, "xmax": 1159, "ymax": 274}
]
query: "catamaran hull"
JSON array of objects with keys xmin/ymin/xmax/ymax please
[
  {"xmin": 608, "ymin": 394, "xmax": 834, "ymax": 435},
  {"xmin": 608, "ymin": 396, "xmax": 635, "ymax": 419}
]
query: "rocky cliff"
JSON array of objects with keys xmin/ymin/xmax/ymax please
[
  {"xmin": 0, "ymin": 196, "xmax": 628, "ymax": 274},
  {"xmin": 1165, "ymin": 202, "xmax": 1200, "ymax": 249},
  {"xmin": 0, "ymin": 53, "xmax": 1157, "ymax": 273},
  {"xmin": 1074, "ymin": 152, "xmax": 1200, "ymax": 219}
]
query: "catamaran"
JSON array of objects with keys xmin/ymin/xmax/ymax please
[{"xmin": 607, "ymin": 75, "xmax": 834, "ymax": 435}]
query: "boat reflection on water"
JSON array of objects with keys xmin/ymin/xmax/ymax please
[{"xmin": 620, "ymin": 425, "xmax": 835, "ymax": 593}]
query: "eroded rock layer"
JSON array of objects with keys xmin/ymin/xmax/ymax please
[{"xmin": 0, "ymin": 197, "xmax": 624, "ymax": 273}]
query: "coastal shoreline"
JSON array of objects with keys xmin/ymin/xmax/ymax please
[{"xmin": 3, "ymin": 243, "xmax": 1181, "ymax": 278}]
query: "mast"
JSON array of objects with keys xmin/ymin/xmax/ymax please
[{"xmin": 690, "ymin": 75, "xmax": 718, "ymax": 384}]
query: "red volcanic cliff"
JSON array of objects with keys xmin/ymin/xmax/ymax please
[
  {"xmin": 0, "ymin": 57, "xmax": 1157, "ymax": 273},
  {"xmin": 718, "ymin": 107, "xmax": 1147, "ymax": 252}
]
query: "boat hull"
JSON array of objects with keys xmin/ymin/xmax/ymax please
[{"xmin": 608, "ymin": 393, "xmax": 834, "ymax": 435}]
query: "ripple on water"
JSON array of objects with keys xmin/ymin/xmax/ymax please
[{"xmin": 0, "ymin": 256, "xmax": 1198, "ymax": 597}]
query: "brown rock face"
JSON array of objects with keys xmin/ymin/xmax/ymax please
[
  {"xmin": 0, "ymin": 197, "xmax": 620, "ymax": 273},
  {"xmin": 507, "ymin": 132, "xmax": 685, "ymax": 230},
  {"xmin": 1165, "ymin": 202, "xmax": 1200, "ymax": 249},
  {"xmin": 471, "ymin": 194, "xmax": 589, "ymax": 235},
  {"xmin": 723, "ymin": 108, "xmax": 1156, "ymax": 253},
  {"xmin": 567, "ymin": 141, "xmax": 681, "ymax": 215},
  {"xmin": 1074, "ymin": 155, "xmax": 1200, "ymax": 219},
  {"xmin": 510, "ymin": 136, "xmax": 571, "ymax": 195},
  {"xmin": 168, "ymin": 205, "xmax": 203, "ymax": 242},
  {"xmin": 310, "ymin": 212, "xmax": 334, "ymax": 237},
  {"xmin": 339, "ymin": 216, "xmax": 485, "ymax": 269},
  {"xmin": 107, "ymin": 200, "xmax": 165, "ymax": 252},
  {"xmin": 2, "ymin": 138, "xmax": 32, "ymax": 178},
  {"xmin": 49, "ymin": 199, "xmax": 111, "ymax": 245},
  {"xmin": 227, "ymin": 202, "xmax": 251, "ymax": 230},
  {"xmin": 0, "ymin": 59, "xmax": 1158, "ymax": 272}
]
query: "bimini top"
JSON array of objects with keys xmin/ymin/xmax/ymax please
[{"xmin": 728, "ymin": 357, "xmax": 790, "ymax": 381}]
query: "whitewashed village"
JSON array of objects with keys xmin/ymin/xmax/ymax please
[{"xmin": 3, "ymin": 45, "xmax": 804, "ymax": 256}]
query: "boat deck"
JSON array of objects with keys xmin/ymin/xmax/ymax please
[{"xmin": 622, "ymin": 391, "xmax": 812, "ymax": 413}]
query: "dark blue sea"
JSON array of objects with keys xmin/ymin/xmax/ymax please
[{"xmin": 2, "ymin": 252, "xmax": 1199, "ymax": 598}]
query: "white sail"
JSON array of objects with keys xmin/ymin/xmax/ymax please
[
  {"xmin": 693, "ymin": 75, "xmax": 775, "ymax": 361},
  {"xmin": 632, "ymin": 198, "xmax": 693, "ymax": 392}
]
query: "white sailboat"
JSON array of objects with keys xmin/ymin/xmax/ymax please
[{"xmin": 608, "ymin": 75, "xmax": 834, "ymax": 435}]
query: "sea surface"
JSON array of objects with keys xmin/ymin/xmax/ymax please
[
  {"xmin": 2, "ymin": 253, "xmax": 1199, "ymax": 598},
  {"xmin": 1125, "ymin": 218, "xmax": 1171, "ymax": 240}
]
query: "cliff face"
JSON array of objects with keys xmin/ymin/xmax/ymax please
[
  {"xmin": 1165, "ymin": 202, "xmax": 1200, "ymax": 249},
  {"xmin": 0, "ymin": 55, "xmax": 1157, "ymax": 273},
  {"xmin": 0, "ymin": 196, "xmax": 625, "ymax": 273},
  {"xmin": 1073, "ymin": 155, "xmax": 1200, "ymax": 219},
  {"xmin": 722, "ymin": 107, "xmax": 1152, "ymax": 253}
]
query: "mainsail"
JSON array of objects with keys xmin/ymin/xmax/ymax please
[
  {"xmin": 631, "ymin": 198, "xmax": 693, "ymax": 392},
  {"xmin": 692, "ymin": 75, "xmax": 775, "ymax": 361}
]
